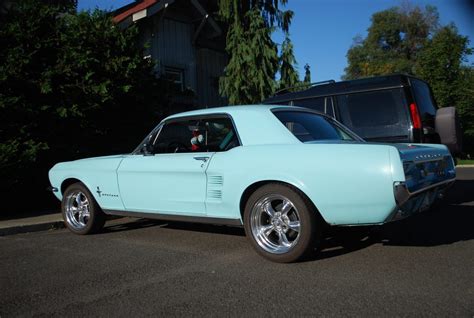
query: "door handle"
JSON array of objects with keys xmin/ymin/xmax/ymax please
[{"xmin": 193, "ymin": 156, "xmax": 210, "ymax": 162}]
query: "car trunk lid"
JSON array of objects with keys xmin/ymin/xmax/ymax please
[{"xmin": 395, "ymin": 144, "xmax": 455, "ymax": 193}]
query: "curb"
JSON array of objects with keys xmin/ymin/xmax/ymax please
[
  {"xmin": 0, "ymin": 221, "xmax": 65, "ymax": 237},
  {"xmin": 456, "ymin": 165, "xmax": 474, "ymax": 168}
]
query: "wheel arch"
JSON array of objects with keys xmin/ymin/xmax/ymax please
[
  {"xmin": 239, "ymin": 180, "xmax": 328, "ymax": 225},
  {"xmin": 61, "ymin": 178, "xmax": 84, "ymax": 194}
]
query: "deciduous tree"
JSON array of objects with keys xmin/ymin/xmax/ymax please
[
  {"xmin": 0, "ymin": 0, "xmax": 168, "ymax": 212},
  {"xmin": 344, "ymin": 5, "xmax": 439, "ymax": 79}
]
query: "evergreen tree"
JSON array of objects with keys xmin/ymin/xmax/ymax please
[
  {"xmin": 304, "ymin": 63, "xmax": 311, "ymax": 84},
  {"xmin": 218, "ymin": 0, "xmax": 294, "ymax": 104},
  {"xmin": 220, "ymin": 8, "xmax": 278, "ymax": 104},
  {"xmin": 279, "ymin": 35, "xmax": 299, "ymax": 91},
  {"xmin": 218, "ymin": 0, "xmax": 292, "ymax": 32}
]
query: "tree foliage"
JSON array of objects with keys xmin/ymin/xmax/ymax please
[
  {"xmin": 219, "ymin": 8, "xmax": 278, "ymax": 104},
  {"xmin": 303, "ymin": 63, "xmax": 311, "ymax": 84},
  {"xmin": 0, "ymin": 0, "xmax": 168, "ymax": 212},
  {"xmin": 343, "ymin": 3, "xmax": 474, "ymax": 154},
  {"xmin": 218, "ymin": 0, "xmax": 294, "ymax": 104},
  {"xmin": 416, "ymin": 25, "xmax": 472, "ymax": 108},
  {"xmin": 218, "ymin": 0, "xmax": 293, "ymax": 32},
  {"xmin": 417, "ymin": 25, "xmax": 474, "ymax": 148},
  {"xmin": 344, "ymin": 5, "xmax": 439, "ymax": 79},
  {"xmin": 278, "ymin": 35, "xmax": 299, "ymax": 91}
]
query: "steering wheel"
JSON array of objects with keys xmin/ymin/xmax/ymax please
[{"xmin": 168, "ymin": 142, "xmax": 189, "ymax": 153}]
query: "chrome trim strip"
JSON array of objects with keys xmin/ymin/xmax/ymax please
[
  {"xmin": 103, "ymin": 209, "xmax": 243, "ymax": 227},
  {"xmin": 406, "ymin": 178, "xmax": 455, "ymax": 196}
]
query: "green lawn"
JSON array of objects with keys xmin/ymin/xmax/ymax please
[{"xmin": 457, "ymin": 159, "xmax": 474, "ymax": 165}]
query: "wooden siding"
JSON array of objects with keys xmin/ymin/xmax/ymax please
[
  {"xmin": 138, "ymin": 14, "xmax": 227, "ymax": 108},
  {"xmin": 150, "ymin": 17, "xmax": 197, "ymax": 92},
  {"xmin": 197, "ymin": 48, "xmax": 227, "ymax": 107}
]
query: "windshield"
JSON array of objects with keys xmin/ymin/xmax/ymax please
[{"xmin": 272, "ymin": 110, "xmax": 362, "ymax": 142}]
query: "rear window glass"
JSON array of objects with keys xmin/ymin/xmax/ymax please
[
  {"xmin": 273, "ymin": 111, "xmax": 356, "ymax": 142},
  {"xmin": 336, "ymin": 89, "xmax": 409, "ymax": 141}
]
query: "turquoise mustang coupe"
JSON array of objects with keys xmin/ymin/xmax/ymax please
[{"xmin": 49, "ymin": 105, "xmax": 456, "ymax": 262}]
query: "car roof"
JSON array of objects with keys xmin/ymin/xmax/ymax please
[
  {"xmin": 165, "ymin": 104, "xmax": 282, "ymax": 120},
  {"xmin": 163, "ymin": 105, "xmax": 311, "ymax": 146}
]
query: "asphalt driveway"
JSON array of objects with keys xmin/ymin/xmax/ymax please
[{"xmin": 1, "ymin": 168, "xmax": 473, "ymax": 316}]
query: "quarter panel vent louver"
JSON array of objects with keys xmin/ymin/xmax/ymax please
[
  {"xmin": 208, "ymin": 175, "xmax": 224, "ymax": 186},
  {"xmin": 207, "ymin": 175, "xmax": 224, "ymax": 201}
]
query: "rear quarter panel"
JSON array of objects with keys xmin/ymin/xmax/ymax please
[{"xmin": 207, "ymin": 143, "xmax": 398, "ymax": 225}]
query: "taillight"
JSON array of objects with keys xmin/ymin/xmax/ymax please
[{"xmin": 409, "ymin": 103, "xmax": 422, "ymax": 129}]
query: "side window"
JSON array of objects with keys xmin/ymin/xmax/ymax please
[
  {"xmin": 153, "ymin": 116, "xmax": 239, "ymax": 154},
  {"xmin": 292, "ymin": 97, "xmax": 334, "ymax": 117},
  {"xmin": 292, "ymin": 97, "xmax": 325, "ymax": 113}
]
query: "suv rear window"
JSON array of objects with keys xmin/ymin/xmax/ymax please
[
  {"xmin": 273, "ymin": 111, "xmax": 357, "ymax": 142},
  {"xmin": 336, "ymin": 88, "xmax": 409, "ymax": 141}
]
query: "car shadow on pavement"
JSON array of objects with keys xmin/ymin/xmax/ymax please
[
  {"xmin": 376, "ymin": 178, "xmax": 474, "ymax": 247},
  {"xmin": 100, "ymin": 179, "xmax": 473, "ymax": 261},
  {"xmin": 375, "ymin": 203, "xmax": 474, "ymax": 247},
  {"xmin": 309, "ymin": 179, "xmax": 474, "ymax": 261},
  {"xmin": 102, "ymin": 217, "xmax": 246, "ymax": 237}
]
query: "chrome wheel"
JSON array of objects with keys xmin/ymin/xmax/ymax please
[
  {"xmin": 64, "ymin": 191, "xmax": 90, "ymax": 230},
  {"xmin": 250, "ymin": 194, "xmax": 301, "ymax": 254}
]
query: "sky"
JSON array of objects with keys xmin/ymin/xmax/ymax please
[{"xmin": 78, "ymin": 0, "xmax": 474, "ymax": 82}]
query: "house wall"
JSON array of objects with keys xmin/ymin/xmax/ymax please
[
  {"xmin": 196, "ymin": 48, "xmax": 227, "ymax": 107},
  {"xmin": 138, "ymin": 13, "xmax": 227, "ymax": 109},
  {"xmin": 150, "ymin": 17, "xmax": 196, "ymax": 91}
]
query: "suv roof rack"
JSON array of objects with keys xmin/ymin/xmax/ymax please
[{"xmin": 275, "ymin": 79, "xmax": 336, "ymax": 96}]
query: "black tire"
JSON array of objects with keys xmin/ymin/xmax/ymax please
[
  {"xmin": 61, "ymin": 182, "xmax": 105, "ymax": 235},
  {"xmin": 435, "ymin": 106, "xmax": 462, "ymax": 154},
  {"xmin": 243, "ymin": 183, "xmax": 321, "ymax": 263}
]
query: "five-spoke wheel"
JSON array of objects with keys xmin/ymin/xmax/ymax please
[
  {"xmin": 64, "ymin": 191, "xmax": 91, "ymax": 231},
  {"xmin": 244, "ymin": 183, "xmax": 321, "ymax": 262},
  {"xmin": 250, "ymin": 194, "xmax": 301, "ymax": 254},
  {"xmin": 61, "ymin": 183, "xmax": 105, "ymax": 235}
]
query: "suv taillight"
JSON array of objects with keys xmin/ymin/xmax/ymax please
[{"xmin": 409, "ymin": 103, "xmax": 422, "ymax": 129}]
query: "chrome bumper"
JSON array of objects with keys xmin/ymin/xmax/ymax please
[{"xmin": 388, "ymin": 179, "xmax": 455, "ymax": 222}]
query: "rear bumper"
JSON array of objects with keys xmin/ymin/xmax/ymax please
[{"xmin": 386, "ymin": 179, "xmax": 455, "ymax": 222}]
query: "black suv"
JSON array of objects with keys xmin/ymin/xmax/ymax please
[{"xmin": 264, "ymin": 74, "xmax": 461, "ymax": 154}]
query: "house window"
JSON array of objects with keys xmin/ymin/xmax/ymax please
[{"xmin": 163, "ymin": 67, "xmax": 184, "ymax": 91}]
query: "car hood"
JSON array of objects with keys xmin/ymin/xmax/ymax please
[
  {"xmin": 73, "ymin": 154, "xmax": 127, "ymax": 162},
  {"xmin": 51, "ymin": 154, "xmax": 127, "ymax": 171}
]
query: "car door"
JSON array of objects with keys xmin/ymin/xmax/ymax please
[
  {"xmin": 117, "ymin": 115, "xmax": 240, "ymax": 216},
  {"xmin": 117, "ymin": 118, "xmax": 213, "ymax": 215}
]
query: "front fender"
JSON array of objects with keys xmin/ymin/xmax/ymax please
[{"xmin": 48, "ymin": 155, "xmax": 126, "ymax": 211}]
